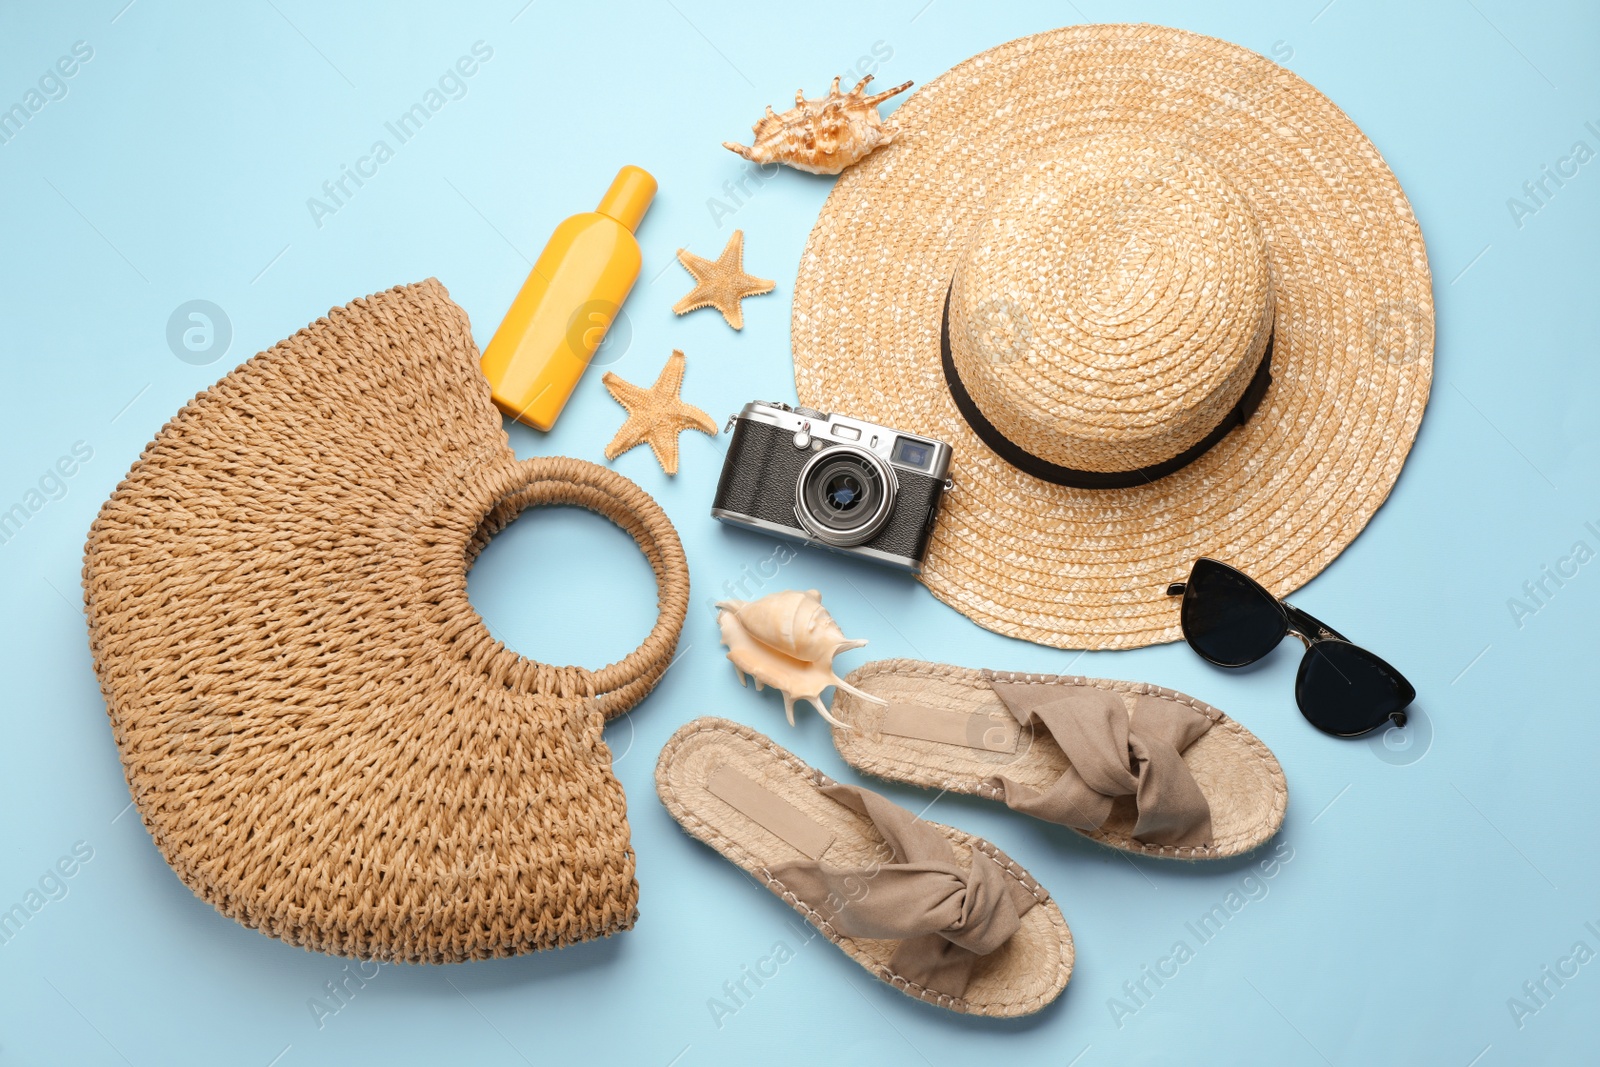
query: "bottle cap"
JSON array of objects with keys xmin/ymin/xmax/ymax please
[{"xmin": 596, "ymin": 166, "xmax": 656, "ymax": 233}]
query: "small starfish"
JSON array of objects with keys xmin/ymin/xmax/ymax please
[
  {"xmin": 671, "ymin": 229, "xmax": 775, "ymax": 330},
  {"xmin": 602, "ymin": 350, "xmax": 718, "ymax": 475}
]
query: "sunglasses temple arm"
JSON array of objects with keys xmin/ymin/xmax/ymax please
[{"xmin": 1166, "ymin": 582, "xmax": 1187, "ymax": 597}]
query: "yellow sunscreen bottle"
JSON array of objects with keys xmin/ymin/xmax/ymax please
[{"xmin": 480, "ymin": 165, "xmax": 656, "ymax": 430}]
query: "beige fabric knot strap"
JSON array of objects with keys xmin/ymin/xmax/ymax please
[
  {"xmin": 984, "ymin": 682, "xmax": 1214, "ymax": 848},
  {"xmin": 769, "ymin": 784, "xmax": 1037, "ymax": 995}
]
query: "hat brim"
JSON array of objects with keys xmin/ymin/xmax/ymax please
[{"xmin": 791, "ymin": 24, "xmax": 1433, "ymax": 650}]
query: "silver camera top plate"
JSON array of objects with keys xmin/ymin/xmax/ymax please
[{"xmin": 732, "ymin": 401, "xmax": 953, "ymax": 481}]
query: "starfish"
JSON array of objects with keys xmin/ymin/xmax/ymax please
[
  {"xmin": 601, "ymin": 350, "xmax": 718, "ymax": 475},
  {"xmin": 671, "ymin": 229, "xmax": 775, "ymax": 330}
]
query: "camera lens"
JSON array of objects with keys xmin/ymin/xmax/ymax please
[
  {"xmin": 825, "ymin": 472, "xmax": 863, "ymax": 511},
  {"xmin": 795, "ymin": 447, "xmax": 897, "ymax": 548}
]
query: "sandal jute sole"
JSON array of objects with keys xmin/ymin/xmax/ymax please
[
  {"xmin": 656, "ymin": 717, "xmax": 1074, "ymax": 1017},
  {"xmin": 831, "ymin": 660, "xmax": 1288, "ymax": 860}
]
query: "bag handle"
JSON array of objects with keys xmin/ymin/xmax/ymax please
[{"xmin": 468, "ymin": 456, "xmax": 689, "ymax": 719}]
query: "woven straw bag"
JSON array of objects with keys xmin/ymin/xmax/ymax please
[{"xmin": 83, "ymin": 279, "xmax": 689, "ymax": 962}]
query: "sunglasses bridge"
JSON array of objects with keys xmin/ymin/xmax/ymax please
[{"xmin": 1281, "ymin": 603, "xmax": 1347, "ymax": 648}]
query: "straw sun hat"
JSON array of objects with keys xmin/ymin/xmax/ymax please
[{"xmin": 791, "ymin": 24, "xmax": 1433, "ymax": 650}]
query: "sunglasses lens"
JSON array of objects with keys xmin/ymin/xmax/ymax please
[
  {"xmin": 1295, "ymin": 640, "xmax": 1416, "ymax": 736},
  {"xmin": 1181, "ymin": 559, "xmax": 1285, "ymax": 666}
]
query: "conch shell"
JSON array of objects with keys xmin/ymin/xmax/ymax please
[
  {"xmin": 715, "ymin": 589, "xmax": 886, "ymax": 728},
  {"xmin": 723, "ymin": 75, "xmax": 913, "ymax": 176}
]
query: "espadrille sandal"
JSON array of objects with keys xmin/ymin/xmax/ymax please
[
  {"xmin": 828, "ymin": 660, "xmax": 1287, "ymax": 860},
  {"xmin": 656, "ymin": 717, "xmax": 1074, "ymax": 1017}
]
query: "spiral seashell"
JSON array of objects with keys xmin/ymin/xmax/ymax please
[
  {"xmin": 722, "ymin": 75, "xmax": 913, "ymax": 176},
  {"xmin": 715, "ymin": 589, "xmax": 885, "ymax": 727}
]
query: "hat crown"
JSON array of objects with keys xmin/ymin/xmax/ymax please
[{"xmin": 948, "ymin": 134, "xmax": 1274, "ymax": 474}]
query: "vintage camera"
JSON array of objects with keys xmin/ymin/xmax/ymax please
[{"xmin": 712, "ymin": 401, "xmax": 953, "ymax": 572}]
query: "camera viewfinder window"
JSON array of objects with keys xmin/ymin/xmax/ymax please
[{"xmin": 891, "ymin": 437, "xmax": 933, "ymax": 471}]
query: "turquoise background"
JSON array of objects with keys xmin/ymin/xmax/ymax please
[{"xmin": 2, "ymin": 0, "xmax": 1597, "ymax": 1063}]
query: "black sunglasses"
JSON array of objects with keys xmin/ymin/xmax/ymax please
[{"xmin": 1166, "ymin": 558, "xmax": 1415, "ymax": 738}]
